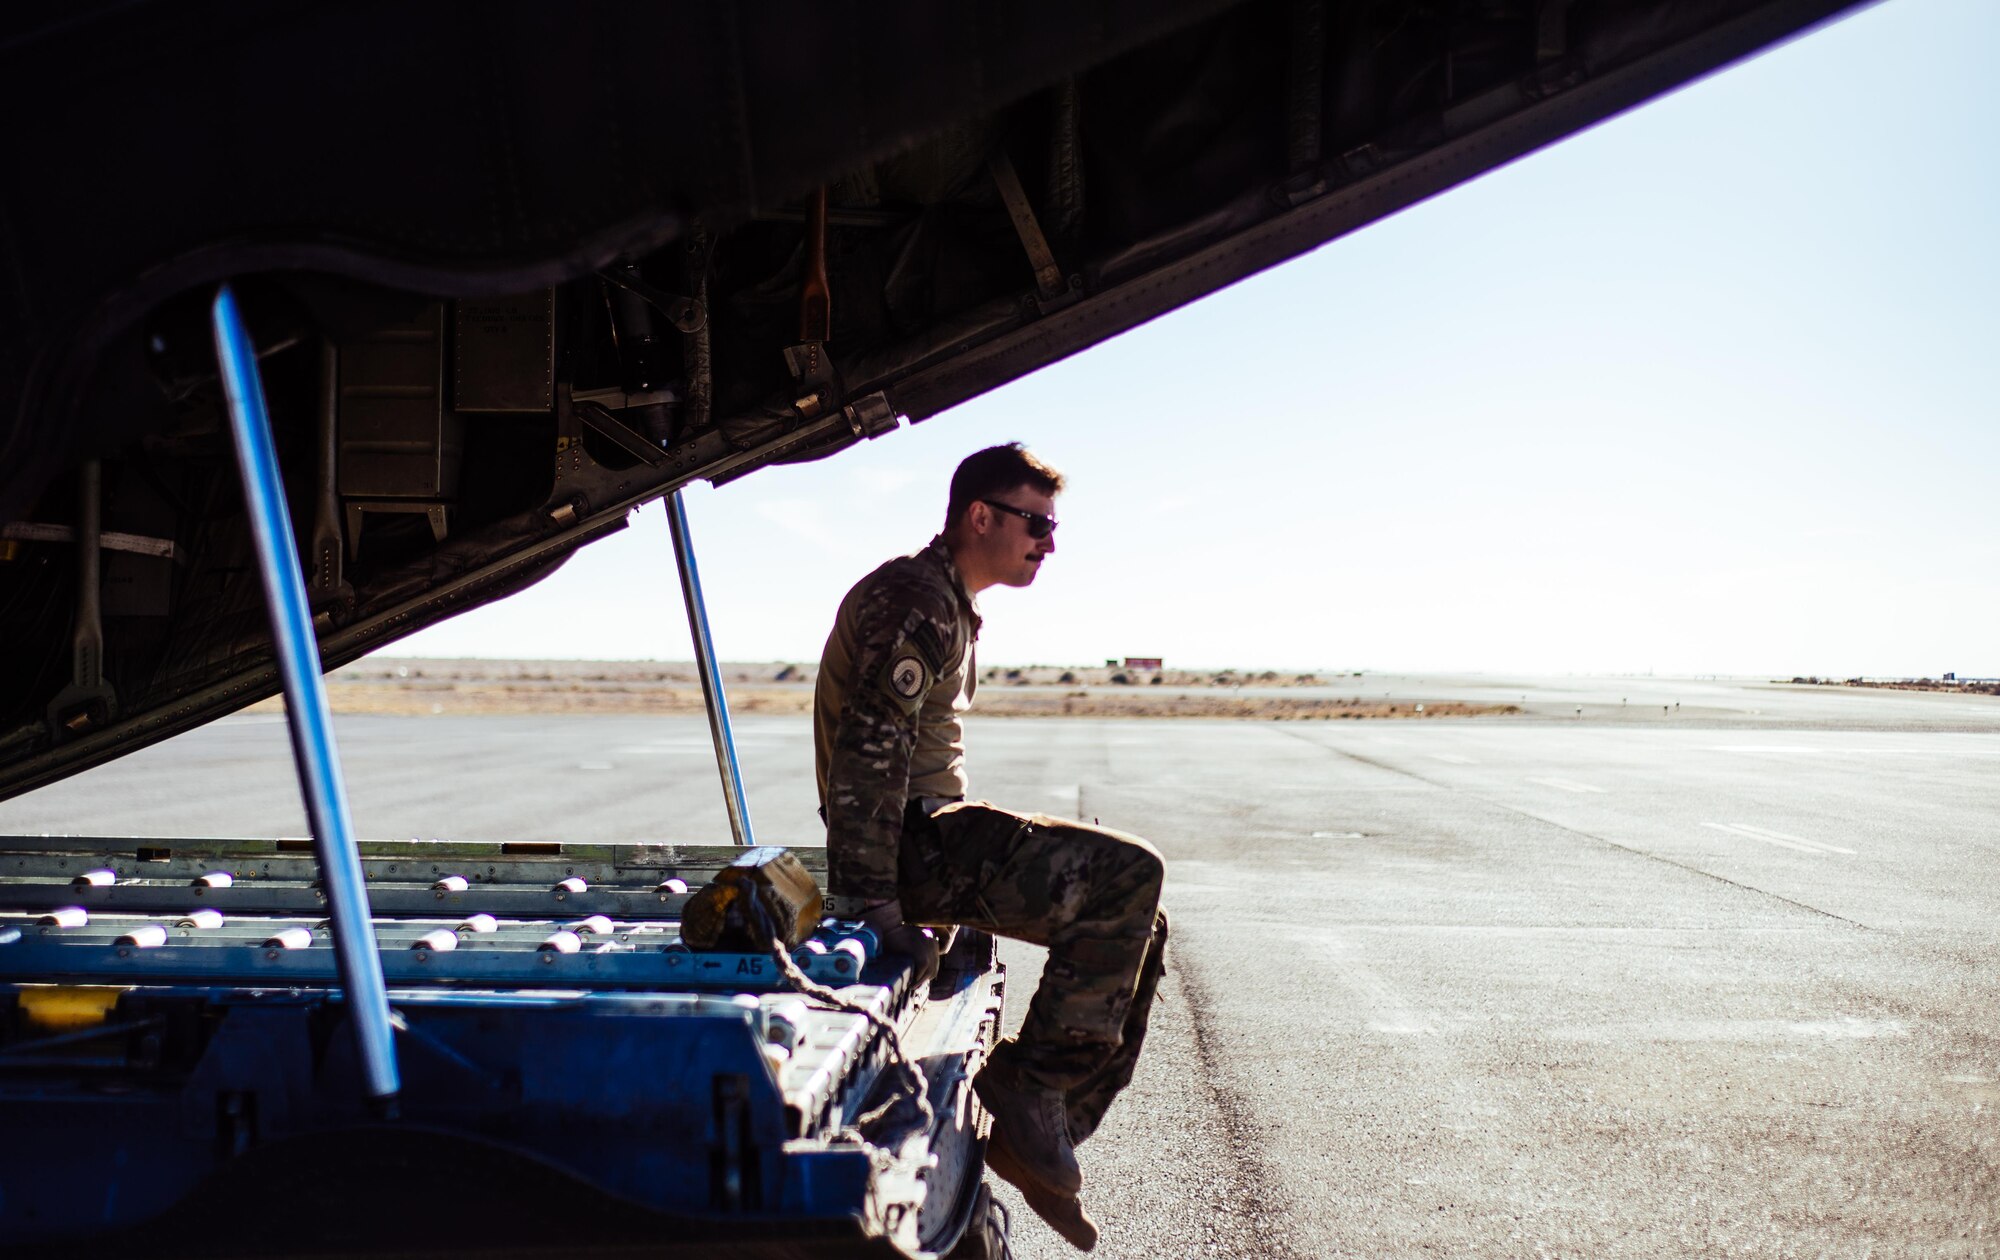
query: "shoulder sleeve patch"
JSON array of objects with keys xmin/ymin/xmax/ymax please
[{"xmin": 879, "ymin": 652, "xmax": 933, "ymax": 713}]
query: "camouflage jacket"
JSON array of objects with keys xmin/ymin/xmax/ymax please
[{"xmin": 814, "ymin": 535, "xmax": 980, "ymax": 905}]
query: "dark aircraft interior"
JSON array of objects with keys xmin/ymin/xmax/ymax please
[{"xmin": 0, "ymin": 0, "xmax": 1864, "ymax": 797}]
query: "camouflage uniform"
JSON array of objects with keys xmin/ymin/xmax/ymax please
[{"xmin": 816, "ymin": 536, "xmax": 1167, "ymax": 1139}]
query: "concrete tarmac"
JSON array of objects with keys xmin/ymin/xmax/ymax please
[{"xmin": 2, "ymin": 676, "xmax": 1996, "ymax": 1258}]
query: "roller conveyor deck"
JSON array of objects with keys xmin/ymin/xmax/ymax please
[{"xmin": 0, "ymin": 837, "xmax": 1008, "ymax": 1258}]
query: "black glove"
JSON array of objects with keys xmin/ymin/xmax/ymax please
[{"xmin": 859, "ymin": 900, "xmax": 940, "ymax": 990}]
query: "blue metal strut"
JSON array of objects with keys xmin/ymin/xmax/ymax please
[
  {"xmin": 666, "ymin": 490, "xmax": 755, "ymax": 847},
  {"xmin": 211, "ymin": 284, "xmax": 400, "ymax": 1099}
]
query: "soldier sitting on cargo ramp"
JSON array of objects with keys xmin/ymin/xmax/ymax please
[{"xmin": 816, "ymin": 443, "xmax": 1169, "ymax": 1253}]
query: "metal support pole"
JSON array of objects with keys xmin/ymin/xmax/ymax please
[
  {"xmin": 46, "ymin": 459, "xmax": 119, "ymax": 738},
  {"xmin": 666, "ymin": 490, "xmax": 755, "ymax": 847},
  {"xmin": 70, "ymin": 459, "xmax": 103, "ymax": 690},
  {"xmin": 211, "ymin": 285, "xmax": 400, "ymax": 1101}
]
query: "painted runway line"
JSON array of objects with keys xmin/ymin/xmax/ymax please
[
  {"xmin": 1292, "ymin": 929, "xmax": 1437, "ymax": 1036},
  {"xmin": 1704, "ymin": 821, "xmax": 1854, "ymax": 855},
  {"xmin": 1528, "ymin": 776, "xmax": 1606, "ymax": 793},
  {"xmin": 1715, "ymin": 743, "xmax": 2000, "ymax": 758},
  {"xmin": 1712, "ymin": 745, "xmax": 1821, "ymax": 754}
]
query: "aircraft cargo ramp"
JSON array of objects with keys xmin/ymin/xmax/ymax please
[{"xmin": 0, "ymin": 839, "xmax": 1007, "ymax": 1258}]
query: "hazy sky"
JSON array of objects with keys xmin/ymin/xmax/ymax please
[{"xmin": 398, "ymin": 0, "xmax": 1997, "ymax": 678}]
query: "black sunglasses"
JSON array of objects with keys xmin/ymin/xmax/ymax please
[{"xmin": 979, "ymin": 499, "xmax": 1058, "ymax": 539}]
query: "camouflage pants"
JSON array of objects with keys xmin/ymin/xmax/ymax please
[{"xmin": 899, "ymin": 800, "xmax": 1169, "ymax": 1145}]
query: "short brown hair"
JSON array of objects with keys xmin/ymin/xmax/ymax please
[{"xmin": 947, "ymin": 443, "xmax": 1065, "ymax": 525}]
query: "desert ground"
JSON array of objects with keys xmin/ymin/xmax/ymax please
[{"xmin": 267, "ymin": 657, "xmax": 1519, "ymax": 721}]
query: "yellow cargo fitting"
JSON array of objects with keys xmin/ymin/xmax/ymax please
[
  {"xmin": 16, "ymin": 985, "xmax": 129, "ymax": 1031},
  {"xmin": 681, "ymin": 846, "xmax": 823, "ymax": 952}
]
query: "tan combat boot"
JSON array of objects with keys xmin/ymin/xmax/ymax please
[
  {"xmin": 985, "ymin": 1125, "xmax": 1100, "ymax": 1252},
  {"xmin": 974, "ymin": 1059, "xmax": 1097, "ymax": 1250},
  {"xmin": 972, "ymin": 1061, "xmax": 1082, "ymax": 1196}
]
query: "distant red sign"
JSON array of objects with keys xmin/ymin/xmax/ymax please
[{"xmin": 1123, "ymin": 657, "xmax": 1162, "ymax": 671}]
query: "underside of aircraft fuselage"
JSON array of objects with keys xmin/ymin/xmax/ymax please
[{"xmin": 0, "ymin": 0, "xmax": 1867, "ymax": 794}]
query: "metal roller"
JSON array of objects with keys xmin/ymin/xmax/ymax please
[
  {"xmin": 412, "ymin": 929, "xmax": 458, "ymax": 954},
  {"xmin": 539, "ymin": 930, "xmax": 582, "ymax": 955}
]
